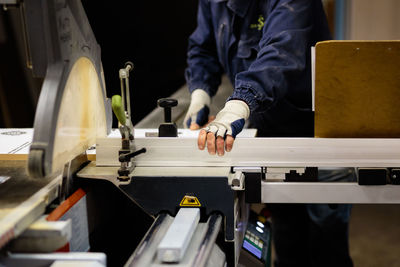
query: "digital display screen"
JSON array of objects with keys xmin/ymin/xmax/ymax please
[{"xmin": 243, "ymin": 240, "xmax": 262, "ymax": 259}]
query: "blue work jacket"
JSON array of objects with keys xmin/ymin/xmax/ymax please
[{"xmin": 185, "ymin": 0, "xmax": 331, "ymax": 136}]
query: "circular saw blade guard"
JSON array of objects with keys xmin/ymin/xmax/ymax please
[{"xmin": 28, "ymin": 0, "xmax": 111, "ymax": 178}]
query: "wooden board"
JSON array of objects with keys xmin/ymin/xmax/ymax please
[
  {"xmin": 315, "ymin": 41, "xmax": 400, "ymax": 137},
  {"xmin": 0, "ymin": 129, "xmax": 33, "ymax": 161},
  {"xmin": 0, "ymin": 161, "xmax": 61, "ymax": 248}
]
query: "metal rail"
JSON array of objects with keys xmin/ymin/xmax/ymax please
[
  {"xmin": 97, "ymin": 137, "xmax": 400, "ymax": 168},
  {"xmin": 124, "ymin": 213, "xmax": 223, "ymax": 267},
  {"xmin": 262, "ymin": 182, "xmax": 400, "ymax": 204}
]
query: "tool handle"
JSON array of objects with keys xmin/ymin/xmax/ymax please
[
  {"xmin": 158, "ymin": 98, "xmax": 178, "ymax": 123},
  {"xmin": 112, "ymin": 95, "xmax": 126, "ymax": 125},
  {"xmin": 119, "ymin": 148, "xmax": 147, "ymax": 162}
]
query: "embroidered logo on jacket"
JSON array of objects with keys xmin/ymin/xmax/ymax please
[{"xmin": 250, "ymin": 15, "xmax": 265, "ymax": 31}]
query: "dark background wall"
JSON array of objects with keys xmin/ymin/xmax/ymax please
[
  {"xmin": 0, "ymin": 6, "xmax": 42, "ymax": 128},
  {"xmin": 82, "ymin": 0, "xmax": 198, "ymax": 124},
  {"xmin": 0, "ymin": 0, "xmax": 198, "ymax": 127}
]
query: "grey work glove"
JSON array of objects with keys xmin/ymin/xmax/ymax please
[
  {"xmin": 198, "ymin": 100, "xmax": 250, "ymax": 156},
  {"xmin": 183, "ymin": 89, "xmax": 211, "ymax": 129}
]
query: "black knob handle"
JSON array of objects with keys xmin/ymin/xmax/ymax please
[{"xmin": 158, "ymin": 98, "xmax": 178, "ymax": 123}]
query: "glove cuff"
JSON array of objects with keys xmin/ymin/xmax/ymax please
[
  {"xmin": 191, "ymin": 89, "xmax": 211, "ymax": 106},
  {"xmin": 224, "ymin": 100, "xmax": 250, "ymax": 120}
]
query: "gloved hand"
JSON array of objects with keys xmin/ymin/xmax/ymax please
[
  {"xmin": 183, "ymin": 89, "xmax": 211, "ymax": 129},
  {"xmin": 198, "ymin": 100, "xmax": 250, "ymax": 156}
]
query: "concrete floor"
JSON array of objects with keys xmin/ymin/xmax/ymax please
[
  {"xmin": 263, "ymin": 204, "xmax": 400, "ymax": 267},
  {"xmin": 350, "ymin": 205, "xmax": 400, "ymax": 267}
]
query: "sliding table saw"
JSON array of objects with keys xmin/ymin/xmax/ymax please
[{"xmin": 1, "ymin": 0, "xmax": 400, "ymax": 266}]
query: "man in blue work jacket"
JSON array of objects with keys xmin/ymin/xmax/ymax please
[{"xmin": 184, "ymin": 0, "xmax": 353, "ymax": 266}]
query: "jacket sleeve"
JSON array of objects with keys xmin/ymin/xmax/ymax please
[
  {"xmin": 185, "ymin": 0, "xmax": 223, "ymax": 97},
  {"xmin": 229, "ymin": 0, "xmax": 325, "ymax": 113}
]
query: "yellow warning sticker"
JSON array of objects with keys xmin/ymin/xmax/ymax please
[{"xmin": 179, "ymin": 195, "xmax": 201, "ymax": 207}]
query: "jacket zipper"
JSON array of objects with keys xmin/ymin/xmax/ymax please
[{"xmin": 218, "ymin": 23, "xmax": 226, "ymax": 64}]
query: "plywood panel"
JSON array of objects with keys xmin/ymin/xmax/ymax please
[{"xmin": 315, "ymin": 41, "xmax": 400, "ymax": 137}]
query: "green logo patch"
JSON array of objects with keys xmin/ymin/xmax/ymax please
[{"xmin": 250, "ymin": 15, "xmax": 265, "ymax": 31}]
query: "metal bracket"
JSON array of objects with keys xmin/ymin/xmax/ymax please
[
  {"xmin": 266, "ymin": 167, "xmax": 305, "ymax": 181},
  {"xmin": 229, "ymin": 171, "xmax": 245, "ymax": 191},
  {"xmin": 233, "ymin": 167, "xmax": 264, "ymax": 203}
]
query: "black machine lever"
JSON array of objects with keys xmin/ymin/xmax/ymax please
[
  {"xmin": 119, "ymin": 148, "xmax": 147, "ymax": 162},
  {"xmin": 117, "ymin": 148, "xmax": 147, "ymax": 180},
  {"xmin": 158, "ymin": 98, "xmax": 178, "ymax": 137}
]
